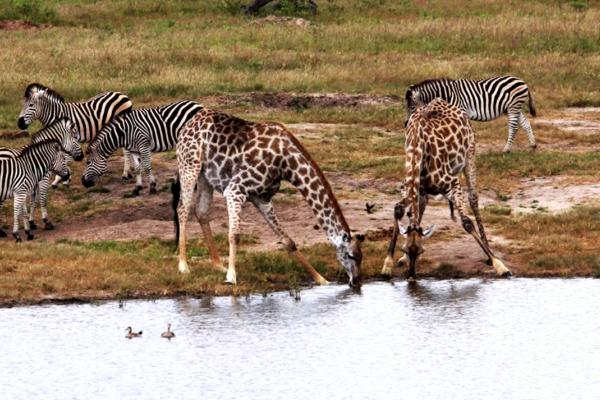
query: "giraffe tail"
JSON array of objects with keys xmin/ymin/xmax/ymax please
[
  {"xmin": 171, "ymin": 176, "xmax": 181, "ymax": 249},
  {"xmin": 528, "ymin": 89, "xmax": 537, "ymax": 118}
]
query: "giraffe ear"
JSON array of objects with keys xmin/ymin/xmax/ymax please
[{"xmin": 423, "ymin": 225, "xmax": 436, "ymax": 238}]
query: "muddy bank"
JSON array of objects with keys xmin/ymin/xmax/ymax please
[{"xmin": 214, "ymin": 92, "xmax": 402, "ymax": 109}]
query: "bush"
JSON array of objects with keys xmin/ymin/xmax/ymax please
[{"xmin": 0, "ymin": 0, "xmax": 58, "ymax": 24}]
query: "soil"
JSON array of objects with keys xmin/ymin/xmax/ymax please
[
  {"xmin": 213, "ymin": 92, "xmax": 402, "ymax": 109},
  {"xmin": 0, "ymin": 20, "xmax": 52, "ymax": 31}
]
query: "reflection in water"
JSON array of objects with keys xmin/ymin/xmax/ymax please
[{"xmin": 1, "ymin": 279, "xmax": 599, "ymax": 400}]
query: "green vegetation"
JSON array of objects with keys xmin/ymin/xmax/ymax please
[{"xmin": 0, "ymin": 0, "xmax": 58, "ymax": 25}]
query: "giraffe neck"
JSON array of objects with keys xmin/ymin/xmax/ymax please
[
  {"xmin": 405, "ymin": 118, "xmax": 426, "ymax": 226},
  {"xmin": 284, "ymin": 134, "xmax": 351, "ymax": 246}
]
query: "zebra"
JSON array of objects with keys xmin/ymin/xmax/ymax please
[
  {"xmin": 17, "ymin": 82, "xmax": 133, "ymax": 184},
  {"xmin": 82, "ymin": 100, "xmax": 202, "ymax": 195},
  {"xmin": 405, "ymin": 76, "xmax": 537, "ymax": 152},
  {"xmin": 0, "ymin": 140, "xmax": 70, "ymax": 242},
  {"xmin": 1, "ymin": 119, "xmax": 82, "ymax": 230}
]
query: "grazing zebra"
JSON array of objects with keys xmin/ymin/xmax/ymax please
[
  {"xmin": 405, "ymin": 76, "xmax": 537, "ymax": 152},
  {"xmin": 17, "ymin": 82, "xmax": 133, "ymax": 183},
  {"xmin": 82, "ymin": 100, "xmax": 202, "ymax": 195},
  {"xmin": 27, "ymin": 119, "xmax": 83, "ymax": 230},
  {"xmin": 0, "ymin": 140, "xmax": 70, "ymax": 242}
]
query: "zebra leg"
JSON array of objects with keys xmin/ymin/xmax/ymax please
[
  {"xmin": 223, "ymin": 184, "xmax": 247, "ymax": 284},
  {"xmin": 139, "ymin": 146, "xmax": 157, "ymax": 195},
  {"xmin": 29, "ymin": 185, "xmax": 38, "ymax": 231},
  {"xmin": 503, "ymin": 110, "xmax": 520, "ymax": 153},
  {"xmin": 122, "ymin": 150, "xmax": 134, "ymax": 180},
  {"xmin": 13, "ymin": 193, "xmax": 32, "ymax": 242},
  {"xmin": 0, "ymin": 201, "xmax": 6, "ymax": 237},
  {"xmin": 37, "ymin": 175, "xmax": 54, "ymax": 230},
  {"xmin": 194, "ymin": 177, "xmax": 225, "ymax": 272},
  {"xmin": 130, "ymin": 154, "xmax": 143, "ymax": 196},
  {"xmin": 519, "ymin": 112, "xmax": 537, "ymax": 150}
]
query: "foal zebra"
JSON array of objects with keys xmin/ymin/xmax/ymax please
[
  {"xmin": 17, "ymin": 82, "xmax": 133, "ymax": 183},
  {"xmin": 82, "ymin": 100, "xmax": 201, "ymax": 195},
  {"xmin": 0, "ymin": 140, "xmax": 69, "ymax": 242},
  {"xmin": 405, "ymin": 76, "xmax": 537, "ymax": 152}
]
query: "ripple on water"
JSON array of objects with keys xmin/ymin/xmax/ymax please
[{"xmin": 0, "ymin": 279, "xmax": 599, "ymax": 400}]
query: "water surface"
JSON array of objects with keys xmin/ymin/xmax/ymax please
[{"xmin": 1, "ymin": 279, "xmax": 599, "ymax": 399}]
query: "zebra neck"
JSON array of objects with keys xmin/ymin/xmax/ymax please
[
  {"xmin": 98, "ymin": 124, "xmax": 125, "ymax": 157},
  {"xmin": 20, "ymin": 146, "xmax": 55, "ymax": 183},
  {"xmin": 38, "ymin": 97, "xmax": 67, "ymax": 126}
]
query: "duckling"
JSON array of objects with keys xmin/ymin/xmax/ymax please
[
  {"xmin": 125, "ymin": 326, "xmax": 143, "ymax": 339},
  {"xmin": 161, "ymin": 323, "xmax": 175, "ymax": 339}
]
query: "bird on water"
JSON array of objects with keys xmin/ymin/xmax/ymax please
[
  {"xmin": 161, "ymin": 323, "xmax": 175, "ymax": 339},
  {"xmin": 125, "ymin": 327, "xmax": 143, "ymax": 339}
]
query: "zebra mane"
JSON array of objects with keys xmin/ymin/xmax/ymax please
[
  {"xmin": 30, "ymin": 118, "xmax": 71, "ymax": 142},
  {"xmin": 409, "ymin": 77, "xmax": 455, "ymax": 91},
  {"xmin": 24, "ymin": 83, "xmax": 65, "ymax": 102},
  {"xmin": 17, "ymin": 138, "xmax": 63, "ymax": 158}
]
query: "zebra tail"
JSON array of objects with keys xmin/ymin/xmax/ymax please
[
  {"xmin": 171, "ymin": 176, "xmax": 181, "ymax": 249},
  {"xmin": 528, "ymin": 90, "xmax": 537, "ymax": 118}
]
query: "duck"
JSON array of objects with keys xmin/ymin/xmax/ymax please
[
  {"xmin": 125, "ymin": 326, "xmax": 143, "ymax": 339},
  {"xmin": 161, "ymin": 323, "xmax": 175, "ymax": 339}
]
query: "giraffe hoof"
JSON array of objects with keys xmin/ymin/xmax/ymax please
[{"xmin": 29, "ymin": 221, "xmax": 37, "ymax": 230}]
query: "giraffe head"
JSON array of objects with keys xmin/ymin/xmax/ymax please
[
  {"xmin": 399, "ymin": 223, "xmax": 435, "ymax": 275},
  {"xmin": 336, "ymin": 233, "xmax": 365, "ymax": 287}
]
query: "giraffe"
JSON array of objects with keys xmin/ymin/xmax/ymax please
[
  {"xmin": 381, "ymin": 98, "xmax": 511, "ymax": 279},
  {"xmin": 172, "ymin": 108, "xmax": 365, "ymax": 286}
]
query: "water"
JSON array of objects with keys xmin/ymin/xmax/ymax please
[{"xmin": 1, "ymin": 279, "xmax": 599, "ymax": 400}]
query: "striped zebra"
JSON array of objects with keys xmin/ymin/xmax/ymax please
[
  {"xmin": 17, "ymin": 83, "xmax": 133, "ymax": 183},
  {"xmin": 1, "ymin": 119, "xmax": 82, "ymax": 230},
  {"xmin": 405, "ymin": 76, "xmax": 537, "ymax": 152},
  {"xmin": 82, "ymin": 100, "xmax": 202, "ymax": 195},
  {"xmin": 0, "ymin": 140, "xmax": 69, "ymax": 242}
]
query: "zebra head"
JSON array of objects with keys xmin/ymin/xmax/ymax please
[
  {"xmin": 50, "ymin": 144, "xmax": 71, "ymax": 182},
  {"xmin": 404, "ymin": 86, "xmax": 420, "ymax": 126},
  {"xmin": 58, "ymin": 118, "xmax": 84, "ymax": 161},
  {"xmin": 81, "ymin": 145, "xmax": 108, "ymax": 188},
  {"xmin": 18, "ymin": 83, "xmax": 45, "ymax": 129}
]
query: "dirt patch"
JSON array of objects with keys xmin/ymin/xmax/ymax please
[
  {"xmin": 535, "ymin": 107, "xmax": 600, "ymax": 135},
  {"xmin": 498, "ymin": 177, "xmax": 600, "ymax": 214},
  {"xmin": 0, "ymin": 20, "xmax": 52, "ymax": 31},
  {"xmin": 0, "ymin": 131, "xmax": 29, "ymax": 140},
  {"xmin": 214, "ymin": 92, "xmax": 401, "ymax": 109},
  {"xmin": 250, "ymin": 15, "xmax": 311, "ymax": 27}
]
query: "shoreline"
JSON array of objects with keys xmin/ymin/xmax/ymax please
[{"xmin": 2, "ymin": 272, "xmax": 595, "ymax": 308}]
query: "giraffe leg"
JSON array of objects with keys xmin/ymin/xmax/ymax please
[
  {"xmin": 382, "ymin": 202, "xmax": 406, "ymax": 276},
  {"xmin": 503, "ymin": 110, "xmax": 520, "ymax": 153},
  {"xmin": 253, "ymin": 198, "xmax": 329, "ymax": 285},
  {"xmin": 448, "ymin": 180, "xmax": 511, "ymax": 277},
  {"xmin": 175, "ymin": 165, "xmax": 202, "ymax": 274},
  {"xmin": 519, "ymin": 111, "xmax": 537, "ymax": 149},
  {"xmin": 223, "ymin": 185, "xmax": 247, "ymax": 285},
  {"xmin": 194, "ymin": 177, "xmax": 225, "ymax": 272}
]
